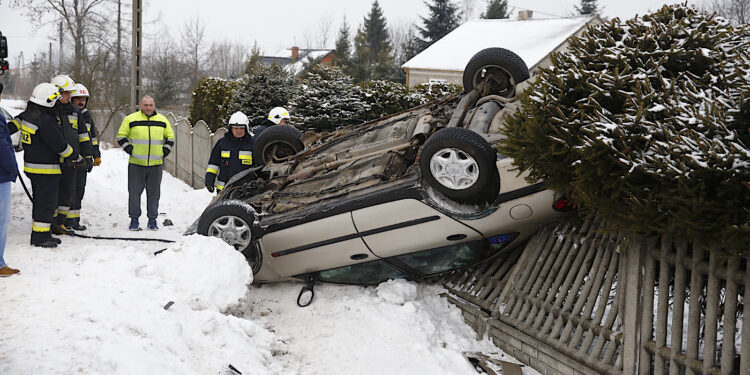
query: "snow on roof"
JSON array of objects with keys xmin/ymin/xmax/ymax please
[
  {"xmin": 283, "ymin": 49, "xmax": 334, "ymax": 76},
  {"xmin": 402, "ymin": 16, "xmax": 596, "ymax": 72}
]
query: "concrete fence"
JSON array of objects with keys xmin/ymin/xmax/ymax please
[
  {"xmin": 443, "ymin": 218, "xmax": 748, "ymax": 374},
  {"xmin": 92, "ymin": 110, "xmax": 225, "ymax": 190}
]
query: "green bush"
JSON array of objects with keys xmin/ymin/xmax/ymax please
[
  {"xmin": 231, "ymin": 64, "xmax": 298, "ymax": 126},
  {"xmin": 500, "ymin": 5, "xmax": 750, "ymax": 248},
  {"xmin": 189, "ymin": 77, "xmax": 239, "ymax": 132},
  {"xmin": 291, "ymin": 65, "xmax": 369, "ymax": 131},
  {"xmin": 357, "ymin": 80, "xmax": 423, "ymax": 122},
  {"xmin": 412, "ymin": 81, "xmax": 462, "ymax": 103}
]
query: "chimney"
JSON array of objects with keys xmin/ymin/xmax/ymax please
[
  {"xmin": 291, "ymin": 46, "xmax": 299, "ymax": 62},
  {"xmin": 517, "ymin": 10, "xmax": 533, "ymax": 20}
]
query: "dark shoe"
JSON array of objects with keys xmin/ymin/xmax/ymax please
[
  {"xmin": 0, "ymin": 266, "xmax": 20, "ymax": 277},
  {"xmin": 147, "ymin": 218, "xmax": 158, "ymax": 231},
  {"xmin": 31, "ymin": 239, "xmax": 58, "ymax": 248},
  {"xmin": 50, "ymin": 236, "xmax": 62, "ymax": 244},
  {"xmin": 129, "ymin": 218, "xmax": 141, "ymax": 231},
  {"xmin": 66, "ymin": 218, "xmax": 87, "ymax": 231},
  {"xmin": 51, "ymin": 224, "xmax": 75, "ymax": 236}
]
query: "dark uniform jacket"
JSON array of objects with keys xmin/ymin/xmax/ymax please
[
  {"xmin": 54, "ymin": 102, "xmax": 92, "ymax": 167},
  {"xmin": 205, "ymin": 132, "xmax": 255, "ymax": 191},
  {"xmin": 80, "ymin": 108, "xmax": 100, "ymax": 158},
  {"xmin": 14, "ymin": 102, "xmax": 74, "ymax": 175}
]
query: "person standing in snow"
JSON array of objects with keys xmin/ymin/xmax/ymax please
[
  {"xmin": 0, "ymin": 82, "xmax": 20, "ymax": 276},
  {"xmin": 117, "ymin": 95, "xmax": 175, "ymax": 231},
  {"xmin": 204, "ymin": 111, "xmax": 255, "ymax": 193},
  {"xmin": 67, "ymin": 83, "xmax": 100, "ymax": 230},
  {"xmin": 50, "ymin": 74, "xmax": 93, "ymax": 235},
  {"xmin": 14, "ymin": 83, "xmax": 78, "ymax": 248},
  {"xmin": 251, "ymin": 106, "xmax": 291, "ymax": 137}
]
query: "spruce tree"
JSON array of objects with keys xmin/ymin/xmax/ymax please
[
  {"xmin": 230, "ymin": 64, "xmax": 298, "ymax": 125},
  {"xmin": 481, "ymin": 0, "xmax": 509, "ymax": 19},
  {"xmin": 334, "ymin": 17, "xmax": 352, "ymax": 69},
  {"xmin": 290, "ymin": 65, "xmax": 369, "ymax": 131},
  {"xmin": 351, "ymin": 0, "xmax": 396, "ymax": 82},
  {"xmin": 417, "ymin": 0, "xmax": 462, "ymax": 51},
  {"xmin": 500, "ymin": 4, "xmax": 750, "ymax": 248},
  {"xmin": 575, "ymin": 0, "xmax": 599, "ymax": 15}
]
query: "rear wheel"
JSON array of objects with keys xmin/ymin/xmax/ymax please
[
  {"xmin": 420, "ymin": 128, "xmax": 499, "ymax": 204},
  {"xmin": 197, "ymin": 199, "xmax": 262, "ymax": 272},
  {"xmin": 463, "ymin": 48, "xmax": 530, "ymax": 96},
  {"xmin": 252, "ymin": 125, "xmax": 304, "ymax": 165}
]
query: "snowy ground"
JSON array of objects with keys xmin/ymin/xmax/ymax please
[{"xmin": 0, "ymin": 146, "xmax": 533, "ymax": 374}]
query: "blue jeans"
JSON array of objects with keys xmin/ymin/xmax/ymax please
[{"xmin": 0, "ymin": 182, "xmax": 10, "ymax": 268}]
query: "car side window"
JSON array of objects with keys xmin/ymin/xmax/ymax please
[
  {"xmin": 395, "ymin": 241, "xmax": 488, "ymax": 276},
  {"xmin": 316, "ymin": 259, "xmax": 406, "ymax": 285}
]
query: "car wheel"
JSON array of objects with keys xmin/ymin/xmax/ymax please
[
  {"xmin": 463, "ymin": 47, "xmax": 530, "ymax": 96},
  {"xmin": 252, "ymin": 125, "xmax": 304, "ymax": 165},
  {"xmin": 420, "ymin": 128, "xmax": 499, "ymax": 204},
  {"xmin": 197, "ymin": 199, "xmax": 262, "ymax": 271}
]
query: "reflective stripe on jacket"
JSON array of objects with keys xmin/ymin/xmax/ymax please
[
  {"xmin": 18, "ymin": 103, "xmax": 75, "ymax": 175},
  {"xmin": 205, "ymin": 132, "xmax": 255, "ymax": 191},
  {"xmin": 116, "ymin": 110, "xmax": 175, "ymax": 166}
]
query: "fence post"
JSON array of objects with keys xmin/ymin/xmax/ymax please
[{"xmin": 622, "ymin": 236, "xmax": 644, "ymax": 374}]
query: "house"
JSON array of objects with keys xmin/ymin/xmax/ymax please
[
  {"xmin": 401, "ymin": 12, "xmax": 602, "ymax": 88},
  {"xmin": 262, "ymin": 46, "xmax": 336, "ymax": 77}
]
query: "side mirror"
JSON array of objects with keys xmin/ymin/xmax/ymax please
[{"xmin": 0, "ymin": 32, "xmax": 7, "ymax": 59}]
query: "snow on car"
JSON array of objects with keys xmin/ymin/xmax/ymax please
[{"xmin": 192, "ymin": 48, "xmax": 568, "ymax": 286}]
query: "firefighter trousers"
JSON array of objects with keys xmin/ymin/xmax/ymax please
[
  {"xmin": 27, "ymin": 173, "xmax": 61, "ymax": 243},
  {"xmin": 68, "ymin": 167, "xmax": 87, "ymax": 225},
  {"xmin": 55, "ymin": 167, "xmax": 76, "ymax": 225}
]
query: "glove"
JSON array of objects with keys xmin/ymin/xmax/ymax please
[
  {"xmin": 206, "ymin": 184, "xmax": 215, "ymax": 193},
  {"xmin": 85, "ymin": 156, "xmax": 94, "ymax": 172},
  {"xmin": 124, "ymin": 145, "xmax": 133, "ymax": 155},
  {"xmin": 93, "ymin": 157, "xmax": 101, "ymax": 166},
  {"xmin": 163, "ymin": 146, "xmax": 171, "ymax": 157},
  {"xmin": 73, "ymin": 155, "xmax": 87, "ymax": 170}
]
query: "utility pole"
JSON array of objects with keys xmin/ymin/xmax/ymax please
[
  {"xmin": 131, "ymin": 0, "xmax": 142, "ymax": 112},
  {"xmin": 58, "ymin": 21, "xmax": 63, "ymax": 71}
]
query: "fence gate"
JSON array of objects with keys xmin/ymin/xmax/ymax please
[{"xmin": 443, "ymin": 218, "xmax": 748, "ymax": 375}]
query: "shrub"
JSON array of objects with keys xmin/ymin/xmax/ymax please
[
  {"xmin": 189, "ymin": 77, "xmax": 239, "ymax": 132},
  {"xmin": 500, "ymin": 4, "xmax": 750, "ymax": 248}
]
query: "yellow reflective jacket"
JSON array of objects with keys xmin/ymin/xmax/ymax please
[{"xmin": 116, "ymin": 110, "xmax": 175, "ymax": 166}]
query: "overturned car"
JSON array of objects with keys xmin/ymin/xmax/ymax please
[{"xmin": 192, "ymin": 48, "xmax": 567, "ymax": 286}]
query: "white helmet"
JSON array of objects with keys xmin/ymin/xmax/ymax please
[
  {"xmin": 228, "ymin": 111, "xmax": 249, "ymax": 132},
  {"xmin": 71, "ymin": 83, "xmax": 90, "ymax": 98},
  {"xmin": 30, "ymin": 82, "xmax": 62, "ymax": 108},
  {"xmin": 268, "ymin": 107, "xmax": 290, "ymax": 124},
  {"xmin": 51, "ymin": 74, "xmax": 76, "ymax": 92}
]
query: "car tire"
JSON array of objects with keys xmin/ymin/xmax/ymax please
[
  {"xmin": 252, "ymin": 125, "xmax": 304, "ymax": 165},
  {"xmin": 420, "ymin": 128, "xmax": 499, "ymax": 204},
  {"xmin": 462, "ymin": 47, "xmax": 530, "ymax": 96},
  {"xmin": 197, "ymin": 199, "xmax": 262, "ymax": 271}
]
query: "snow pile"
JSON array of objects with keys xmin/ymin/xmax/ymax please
[
  {"xmin": 0, "ymin": 147, "xmax": 528, "ymax": 374},
  {"xmin": 501, "ymin": 4, "xmax": 750, "ymax": 245}
]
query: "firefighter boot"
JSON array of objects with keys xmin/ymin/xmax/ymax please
[
  {"xmin": 30, "ymin": 232, "xmax": 58, "ymax": 248},
  {"xmin": 66, "ymin": 217, "xmax": 87, "ymax": 231}
]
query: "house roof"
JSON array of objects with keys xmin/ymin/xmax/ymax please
[
  {"xmin": 262, "ymin": 48, "xmax": 334, "ymax": 76},
  {"xmin": 402, "ymin": 16, "xmax": 597, "ymax": 72}
]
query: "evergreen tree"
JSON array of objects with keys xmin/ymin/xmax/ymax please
[
  {"xmin": 231, "ymin": 64, "xmax": 298, "ymax": 125},
  {"xmin": 244, "ymin": 42, "xmax": 264, "ymax": 75},
  {"xmin": 481, "ymin": 0, "xmax": 509, "ymax": 19},
  {"xmin": 350, "ymin": 0, "xmax": 396, "ymax": 82},
  {"xmin": 500, "ymin": 4, "xmax": 750, "ymax": 248},
  {"xmin": 189, "ymin": 77, "xmax": 239, "ymax": 131},
  {"xmin": 290, "ymin": 65, "xmax": 369, "ymax": 131},
  {"xmin": 417, "ymin": 0, "xmax": 462, "ymax": 51},
  {"xmin": 575, "ymin": 0, "xmax": 599, "ymax": 15},
  {"xmin": 334, "ymin": 17, "xmax": 352, "ymax": 68}
]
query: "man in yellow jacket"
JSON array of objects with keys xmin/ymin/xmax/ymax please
[{"xmin": 116, "ymin": 95, "xmax": 175, "ymax": 231}]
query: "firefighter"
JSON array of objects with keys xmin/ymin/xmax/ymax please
[
  {"xmin": 14, "ymin": 83, "xmax": 77, "ymax": 247},
  {"xmin": 68, "ymin": 83, "xmax": 99, "ymax": 230},
  {"xmin": 205, "ymin": 111, "xmax": 254, "ymax": 193},
  {"xmin": 251, "ymin": 106, "xmax": 291, "ymax": 137},
  {"xmin": 50, "ymin": 74, "xmax": 94, "ymax": 235},
  {"xmin": 117, "ymin": 95, "xmax": 175, "ymax": 231}
]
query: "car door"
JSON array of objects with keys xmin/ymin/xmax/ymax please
[
  {"xmin": 258, "ymin": 212, "xmax": 374, "ymax": 278},
  {"xmin": 351, "ymin": 199, "xmax": 483, "ymax": 258}
]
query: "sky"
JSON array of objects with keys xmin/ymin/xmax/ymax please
[{"xmin": 0, "ymin": 0, "xmax": 691, "ymax": 67}]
